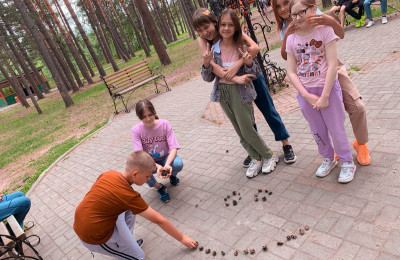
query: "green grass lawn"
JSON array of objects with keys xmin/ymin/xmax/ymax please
[{"xmin": 0, "ymin": 33, "xmax": 201, "ymax": 194}]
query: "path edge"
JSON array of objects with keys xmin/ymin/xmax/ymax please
[{"xmin": 26, "ymin": 114, "xmax": 115, "ymax": 197}]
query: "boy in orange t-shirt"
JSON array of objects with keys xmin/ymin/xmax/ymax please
[{"xmin": 74, "ymin": 151, "xmax": 197, "ymax": 259}]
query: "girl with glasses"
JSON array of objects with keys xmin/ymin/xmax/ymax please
[
  {"xmin": 272, "ymin": 0, "xmax": 371, "ymax": 167},
  {"xmin": 286, "ymin": 0, "xmax": 357, "ymax": 183}
]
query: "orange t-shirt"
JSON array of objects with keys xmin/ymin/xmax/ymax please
[{"xmin": 73, "ymin": 170, "xmax": 149, "ymax": 244}]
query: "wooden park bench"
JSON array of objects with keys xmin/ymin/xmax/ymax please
[
  {"xmin": 0, "ymin": 215, "xmax": 42, "ymax": 259},
  {"xmin": 101, "ymin": 60, "xmax": 170, "ymax": 114}
]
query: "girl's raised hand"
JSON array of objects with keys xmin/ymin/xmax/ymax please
[
  {"xmin": 203, "ymin": 42, "xmax": 214, "ymax": 68},
  {"xmin": 307, "ymin": 14, "xmax": 332, "ymax": 27},
  {"xmin": 238, "ymin": 46, "xmax": 253, "ymax": 67},
  {"xmin": 285, "ymin": 22, "xmax": 296, "ymax": 37}
]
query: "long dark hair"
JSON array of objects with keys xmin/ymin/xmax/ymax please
[
  {"xmin": 218, "ymin": 8, "xmax": 242, "ymax": 48},
  {"xmin": 135, "ymin": 99, "xmax": 159, "ymax": 120},
  {"xmin": 192, "ymin": 8, "xmax": 218, "ymax": 30}
]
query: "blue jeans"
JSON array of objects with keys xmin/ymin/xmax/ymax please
[
  {"xmin": 0, "ymin": 192, "xmax": 31, "ymax": 227},
  {"xmin": 252, "ymin": 74, "xmax": 290, "ymax": 142},
  {"xmin": 364, "ymin": 0, "xmax": 387, "ymax": 19},
  {"xmin": 146, "ymin": 155, "xmax": 183, "ymax": 188}
]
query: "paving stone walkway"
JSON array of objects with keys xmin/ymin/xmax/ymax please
[{"xmin": 26, "ymin": 17, "xmax": 400, "ymax": 259}]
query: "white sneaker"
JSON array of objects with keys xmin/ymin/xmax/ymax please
[
  {"xmin": 338, "ymin": 162, "xmax": 356, "ymax": 183},
  {"xmin": 366, "ymin": 20, "xmax": 374, "ymax": 28},
  {"xmin": 246, "ymin": 159, "xmax": 262, "ymax": 178},
  {"xmin": 316, "ymin": 158, "xmax": 337, "ymax": 177},
  {"xmin": 382, "ymin": 16, "xmax": 388, "ymax": 24},
  {"xmin": 262, "ymin": 154, "xmax": 279, "ymax": 174}
]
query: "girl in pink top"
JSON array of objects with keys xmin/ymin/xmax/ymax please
[
  {"xmin": 286, "ymin": 0, "xmax": 356, "ymax": 183},
  {"xmin": 132, "ymin": 99, "xmax": 182, "ymax": 203}
]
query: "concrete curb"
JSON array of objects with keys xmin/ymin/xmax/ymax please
[{"xmin": 26, "ymin": 114, "xmax": 115, "ymax": 197}]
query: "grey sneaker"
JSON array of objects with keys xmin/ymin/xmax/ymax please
[
  {"xmin": 366, "ymin": 20, "xmax": 374, "ymax": 28},
  {"xmin": 246, "ymin": 159, "xmax": 262, "ymax": 178},
  {"xmin": 338, "ymin": 162, "xmax": 356, "ymax": 183},
  {"xmin": 316, "ymin": 158, "xmax": 337, "ymax": 177},
  {"xmin": 262, "ymin": 154, "xmax": 279, "ymax": 174},
  {"xmin": 382, "ymin": 16, "xmax": 388, "ymax": 24}
]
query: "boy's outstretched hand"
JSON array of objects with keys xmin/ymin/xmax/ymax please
[{"xmin": 180, "ymin": 234, "xmax": 198, "ymax": 249}]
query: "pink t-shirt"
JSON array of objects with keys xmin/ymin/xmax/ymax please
[
  {"xmin": 131, "ymin": 119, "xmax": 180, "ymax": 161},
  {"xmin": 286, "ymin": 25, "xmax": 338, "ymax": 88},
  {"xmin": 219, "ymin": 40, "xmax": 239, "ymax": 84}
]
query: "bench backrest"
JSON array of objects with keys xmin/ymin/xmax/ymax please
[{"xmin": 102, "ymin": 60, "xmax": 153, "ymax": 95}]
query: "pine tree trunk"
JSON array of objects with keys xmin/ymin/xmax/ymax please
[
  {"xmin": 173, "ymin": 0, "xmax": 186, "ymax": 34},
  {"xmin": 179, "ymin": 0, "xmax": 196, "ymax": 39},
  {"xmin": 1, "ymin": 44, "xmax": 42, "ymax": 114},
  {"xmin": 131, "ymin": 2, "xmax": 152, "ymax": 45},
  {"xmin": 151, "ymin": 0, "xmax": 173, "ymax": 44},
  {"xmin": 0, "ymin": 27, "xmax": 45, "ymax": 100},
  {"xmin": 197, "ymin": 0, "xmax": 205, "ymax": 8},
  {"xmin": 162, "ymin": 0, "xmax": 179, "ymax": 39},
  {"xmin": 0, "ymin": 63, "xmax": 30, "ymax": 108},
  {"xmin": 3, "ymin": 19, "xmax": 51, "ymax": 94},
  {"xmin": 1, "ymin": 15, "xmax": 50, "ymax": 94},
  {"xmin": 322, "ymin": 0, "xmax": 333, "ymax": 9},
  {"xmin": 94, "ymin": 1, "xmax": 125, "ymax": 60},
  {"xmin": 55, "ymin": 0, "xmax": 95, "ymax": 77},
  {"xmin": 118, "ymin": 0, "xmax": 151, "ymax": 57},
  {"xmin": 107, "ymin": 0, "xmax": 136, "ymax": 57},
  {"xmin": 0, "ymin": 35, "xmax": 45, "ymax": 100},
  {"xmin": 15, "ymin": 0, "xmax": 74, "ymax": 108},
  {"xmin": 135, "ymin": 0, "xmax": 171, "ymax": 65},
  {"xmin": 10, "ymin": 25, "xmax": 50, "ymax": 94},
  {"xmin": 64, "ymin": 0, "xmax": 106, "ymax": 77},
  {"xmin": 30, "ymin": 0, "xmax": 83, "ymax": 92},
  {"xmin": 85, "ymin": 0, "xmax": 119, "ymax": 72},
  {"xmin": 43, "ymin": 0, "xmax": 94, "ymax": 84},
  {"xmin": 81, "ymin": 1, "xmax": 111, "ymax": 64},
  {"xmin": 93, "ymin": 0, "xmax": 130, "ymax": 61}
]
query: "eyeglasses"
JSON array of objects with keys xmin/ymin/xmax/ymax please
[{"xmin": 290, "ymin": 6, "xmax": 313, "ymax": 19}]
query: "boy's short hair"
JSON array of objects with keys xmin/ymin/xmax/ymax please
[
  {"xmin": 192, "ymin": 8, "xmax": 218, "ymax": 29},
  {"xmin": 125, "ymin": 151, "xmax": 155, "ymax": 174}
]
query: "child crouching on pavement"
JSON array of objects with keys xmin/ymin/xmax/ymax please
[{"xmin": 73, "ymin": 151, "xmax": 197, "ymax": 259}]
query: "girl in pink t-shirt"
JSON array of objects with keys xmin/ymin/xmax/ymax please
[
  {"xmin": 132, "ymin": 99, "xmax": 182, "ymax": 203},
  {"xmin": 286, "ymin": 0, "xmax": 356, "ymax": 183}
]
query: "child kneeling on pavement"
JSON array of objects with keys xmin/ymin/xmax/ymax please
[{"xmin": 73, "ymin": 151, "xmax": 197, "ymax": 259}]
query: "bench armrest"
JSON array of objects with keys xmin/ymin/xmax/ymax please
[{"xmin": 150, "ymin": 66, "xmax": 162, "ymax": 76}]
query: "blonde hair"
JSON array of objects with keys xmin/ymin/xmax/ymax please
[{"xmin": 125, "ymin": 151, "xmax": 155, "ymax": 174}]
